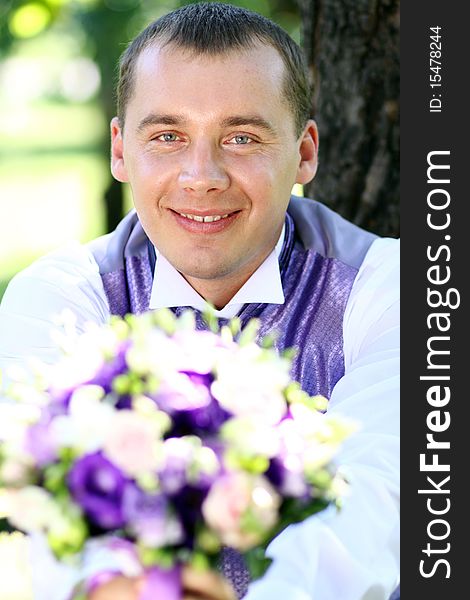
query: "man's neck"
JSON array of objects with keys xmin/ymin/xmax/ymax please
[
  {"xmin": 149, "ymin": 223, "xmax": 286, "ymax": 314},
  {"xmin": 183, "ymin": 251, "xmax": 272, "ymax": 310}
]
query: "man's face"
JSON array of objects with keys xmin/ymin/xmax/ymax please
[{"xmin": 111, "ymin": 43, "xmax": 317, "ymax": 292}]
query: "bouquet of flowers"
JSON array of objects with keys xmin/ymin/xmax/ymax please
[{"xmin": 0, "ymin": 309, "xmax": 355, "ymax": 598}]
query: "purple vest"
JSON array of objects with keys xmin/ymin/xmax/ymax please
[
  {"xmin": 88, "ymin": 196, "xmax": 377, "ymax": 597},
  {"xmin": 90, "ymin": 196, "xmax": 376, "ymax": 400}
]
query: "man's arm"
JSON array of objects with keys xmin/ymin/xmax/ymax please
[
  {"xmin": 244, "ymin": 237, "xmax": 400, "ymax": 600},
  {"xmin": 0, "ymin": 242, "xmax": 109, "ymax": 378}
]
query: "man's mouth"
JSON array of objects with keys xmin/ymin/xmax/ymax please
[
  {"xmin": 169, "ymin": 209, "xmax": 241, "ymax": 233},
  {"xmin": 176, "ymin": 212, "xmax": 230, "ymax": 223}
]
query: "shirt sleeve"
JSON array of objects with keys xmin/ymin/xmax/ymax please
[
  {"xmin": 0, "ymin": 242, "xmax": 110, "ymax": 380},
  {"xmin": 245, "ymin": 237, "xmax": 400, "ymax": 600}
]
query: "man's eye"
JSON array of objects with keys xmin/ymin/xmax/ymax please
[
  {"xmin": 229, "ymin": 135, "xmax": 253, "ymax": 145},
  {"xmin": 156, "ymin": 133, "xmax": 179, "ymax": 142}
]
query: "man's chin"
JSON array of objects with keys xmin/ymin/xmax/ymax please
[{"xmin": 178, "ymin": 263, "xmax": 233, "ymax": 282}]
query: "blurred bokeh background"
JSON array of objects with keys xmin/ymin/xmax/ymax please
[{"xmin": 0, "ymin": 0, "xmax": 302, "ymax": 304}]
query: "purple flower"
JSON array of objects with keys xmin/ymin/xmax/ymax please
[
  {"xmin": 155, "ymin": 372, "xmax": 213, "ymax": 413},
  {"xmin": 86, "ymin": 343, "xmax": 129, "ymax": 394},
  {"xmin": 24, "ymin": 419, "xmax": 57, "ymax": 466},
  {"xmin": 158, "ymin": 439, "xmax": 192, "ymax": 496},
  {"xmin": 68, "ymin": 452, "xmax": 128, "ymax": 530},
  {"xmin": 266, "ymin": 457, "xmax": 309, "ymax": 498},
  {"xmin": 153, "ymin": 370, "xmax": 230, "ymax": 436},
  {"xmin": 47, "ymin": 387, "xmax": 75, "ymax": 413},
  {"xmin": 123, "ymin": 484, "xmax": 167, "ymax": 524},
  {"xmin": 157, "ymin": 438, "xmax": 221, "ymax": 499},
  {"xmin": 115, "ymin": 395, "xmax": 132, "ymax": 409},
  {"xmin": 170, "ymin": 398, "xmax": 230, "ymax": 436},
  {"xmin": 123, "ymin": 484, "xmax": 184, "ymax": 547},
  {"xmin": 266, "ymin": 457, "xmax": 284, "ymax": 488},
  {"xmin": 171, "ymin": 484, "xmax": 211, "ymax": 546}
]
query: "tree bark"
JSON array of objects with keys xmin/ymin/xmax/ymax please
[
  {"xmin": 79, "ymin": 4, "xmax": 140, "ymax": 233},
  {"xmin": 297, "ymin": 0, "xmax": 399, "ymax": 237}
]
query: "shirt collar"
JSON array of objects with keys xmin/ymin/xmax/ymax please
[{"xmin": 149, "ymin": 224, "xmax": 285, "ymax": 319}]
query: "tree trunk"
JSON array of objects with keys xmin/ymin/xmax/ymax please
[
  {"xmin": 79, "ymin": 4, "xmax": 140, "ymax": 233},
  {"xmin": 297, "ymin": 0, "xmax": 399, "ymax": 237}
]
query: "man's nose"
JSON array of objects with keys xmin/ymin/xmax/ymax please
[{"xmin": 178, "ymin": 141, "xmax": 230, "ymax": 194}]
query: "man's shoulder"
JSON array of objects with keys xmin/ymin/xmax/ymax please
[
  {"xmin": 287, "ymin": 196, "xmax": 381, "ymax": 270},
  {"xmin": 1, "ymin": 241, "xmax": 107, "ymax": 319},
  {"xmin": 87, "ymin": 209, "xmax": 148, "ymax": 275},
  {"xmin": 4, "ymin": 241, "xmax": 101, "ymax": 293},
  {"xmin": 1, "ymin": 209, "xmax": 147, "ymax": 320},
  {"xmin": 0, "ymin": 241, "xmax": 112, "ymax": 373}
]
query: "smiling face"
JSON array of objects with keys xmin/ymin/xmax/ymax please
[{"xmin": 111, "ymin": 43, "xmax": 318, "ymax": 306}]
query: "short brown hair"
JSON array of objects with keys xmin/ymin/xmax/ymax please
[{"xmin": 116, "ymin": 2, "xmax": 311, "ymax": 136}]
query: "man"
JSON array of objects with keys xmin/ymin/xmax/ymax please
[{"xmin": 0, "ymin": 3, "xmax": 399, "ymax": 600}]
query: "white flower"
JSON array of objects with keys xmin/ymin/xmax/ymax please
[
  {"xmin": 221, "ymin": 416, "xmax": 280, "ymax": 458},
  {"xmin": 0, "ymin": 404, "xmax": 39, "ymax": 476},
  {"xmin": 278, "ymin": 404, "xmax": 357, "ymax": 473},
  {"xmin": 303, "ymin": 441, "xmax": 339, "ymax": 470},
  {"xmin": 0, "ymin": 403, "xmax": 40, "ymax": 443},
  {"xmin": 172, "ymin": 330, "xmax": 226, "ymax": 374},
  {"xmin": 191, "ymin": 446, "xmax": 220, "ymax": 480},
  {"xmin": 50, "ymin": 386, "xmax": 115, "ymax": 454},
  {"xmin": 126, "ymin": 330, "xmax": 182, "ymax": 377},
  {"xmin": 3, "ymin": 486, "xmax": 59, "ymax": 533},
  {"xmin": 212, "ymin": 344, "xmax": 290, "ymax": 425},
  {"xmin": 48, "ymin": 320, "xmax": 121, "ymax": 390},
  {"xmin": 0, "ymin": 456, "xmax": 32, "ymax": 486},
  {"xmin": 0, "ymin": 532, "xmax": 32, "ymax": 599}
]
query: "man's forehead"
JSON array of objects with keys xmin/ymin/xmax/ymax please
[
  {"xmin": 126, "ymin": 41, "xmax": 296, "ymax": 136},
  {"xmin": 135, "ymin": 40, "xmax": 286, "ymax": 83}
]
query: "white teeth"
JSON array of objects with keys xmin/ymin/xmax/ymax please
[{"xmin": 178, "ymin": 212, "xmax": 231, "ymax": 222}]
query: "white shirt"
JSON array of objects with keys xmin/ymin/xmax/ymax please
[
  {"xmin": 149, "ymin": 225, "xmax": 285, "ymax": 318},
  {"xmin": 0, "ymin": 234, "xmax": 400, "ymax": 600}
]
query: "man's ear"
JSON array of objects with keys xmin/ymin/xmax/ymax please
[
  {"xmin": 110, "ymin": 117, "xmax": 129, "ymax": 183},
  {"xmin": 295, "ymin": 119, "xmax": 319, "ymax": 185}
]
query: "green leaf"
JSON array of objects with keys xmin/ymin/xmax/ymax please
[
  {"xmin": 228, "ymin": 317, "xmax": 242, "ymax": 337},
  {"xmin": 112, "ymin": 373, "xmax": 130, "ymax": 394},
  {"xmin": 258, "ymin": 331, "xmax": 278, "ymax": 349},
  {"xmin": 189, "ymin": 551, "xmax": 211, "ymax": 571},
  {"xmin": 139, "ymin": 545, "xmax": 175, "ymax": 568},
  {"xmin": 47, "ymin": 509, "xmax": 88, "ymax": 560},
  {"xmin": 150, "ymin": 308, "xmax": 177, "ymax": 335},
  {"xmin": 201, "ymin": 306, "xmax": 219, "ymax": 333},
  {"xmin": 243, "ymin": 546, "xmax": 273, "ymax": 581},
  {"xmin": 238, "ymin": 318, "xmax": 260, "ymax": 346}
]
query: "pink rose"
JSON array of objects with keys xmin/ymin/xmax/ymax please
[
  {"xmin": 104, "ymin": 411, "xmax": 159, "ymax": 476},
  {"xmin": 202, "ymin": 473, "xmax": 280, "ymax": 550}
]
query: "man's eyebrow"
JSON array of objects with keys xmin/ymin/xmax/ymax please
[
  {"xmin": 221, "ymin": 116, "xmax": 277, "ymax": 135},
  {"xmin": 137, "ymin": 113, "xmax": 186, "ymax": 132},
  {"xmin": 136, "ymin": 113, "xmax": 277, "ymax": 135}
]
